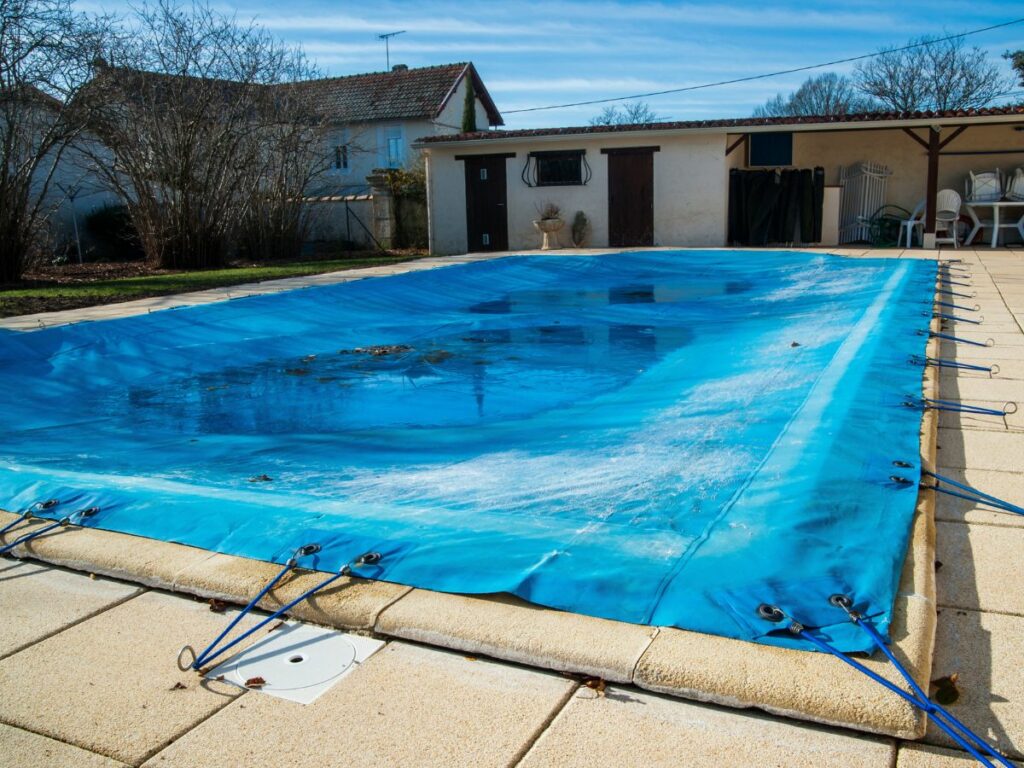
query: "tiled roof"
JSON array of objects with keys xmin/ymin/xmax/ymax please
[
  {"xmin": 419, "ymin": 104, "xmax": 1024, "ymax": 143},
  {"xmin": 293, "ymin": 63, "xmax": 503, "ymax": 125},
  {"xmin": 89, "ymin": 62, "xmax": 503, "ymax": 127}
]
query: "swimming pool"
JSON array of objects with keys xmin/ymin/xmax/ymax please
[{"xmin": 0, "ymin": 250, "xmax": 935, "ymax": 651}]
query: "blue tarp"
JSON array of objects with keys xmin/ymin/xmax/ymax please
[{"xmin": 0, "ymin": 250, "xmax": 935, "ymax": 651}]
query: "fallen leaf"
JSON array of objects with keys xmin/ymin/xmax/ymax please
[
  {"xmin": 270, "ymin": 621, "xmax": 285, "ymax": 632},
  {"xmin": 245, "ymin": 676, "xmax": 266, "ymax": 689},
  {"xmin": 931, "ymin": 673, "xmax": 960, "ymax": 705},
  {"xmin": 581, "ymin": 676, "xmax": 607, "ymax": 697},
  {"xmin": 170, "ymin": 682, "xmax": 187, "ymax": 691},
  {"xmin": 208, "ymin": 598, "xmax": 228, "ymax": 613},
  {"xmin": 249, "ymin": 474, "xmax": 273, "ymax": 483},
  {"xmin": 790, "ymin": 341, "xmax": 802, "ymax": 347}
]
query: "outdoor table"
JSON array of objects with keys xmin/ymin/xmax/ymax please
[{"xmin": 963, "ymin": 200, "xmax": 1024, "ymax": 248}]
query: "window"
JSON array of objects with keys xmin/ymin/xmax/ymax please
[
  {"xmin": 330, "ymin": 129, "xmax": 350, "ymax": 174},
  {"xmin": 334, "ymin": 144, "xmax": 349, "ymax": 171},
  {"xmin": 748, "ymin": 132, "xmax": 793, "ymax": 167},
  {"xmin": 533, "ymin": 150, "xmax": 585, "ymax": 186},
  {"xmin": 379, "ymin": 125, "xmax": 404, "ymax": 168}
]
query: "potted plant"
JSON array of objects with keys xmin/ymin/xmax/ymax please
[
  {"xmin": 571, "ymin": 211, "xmax": 589, "ymax": 247},
  {"xmin": 532, "ymin": 202, "xmax": 564, "ymax": 250}
]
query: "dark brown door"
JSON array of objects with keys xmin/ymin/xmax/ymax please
[
  {"xmin": 607, "ymin": 149, "xmax": 655, "ymax": 247},
  {"xmin": 464, "ymin": 154, "xmax": 509, "ymax": 251}
]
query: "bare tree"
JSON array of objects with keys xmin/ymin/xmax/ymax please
[
  {"xmin": 85, "ymin": 2, "xmax": 329, "ymax": 270},
  {"xmin": 754, "ymin": 72, "xmax": 879, "ymax": 117},
  {"xmin": 0, "ymin": 0, "xmax": 107, "ymax": 283},
  {"xmin": 854, "ymin": 35, "xmax": 1011, "ymax": 112},
  {"xmin": 590, "ymin": 101, "xmax": 663, "ymax": 126}
]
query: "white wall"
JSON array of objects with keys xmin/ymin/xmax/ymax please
[{"xmin": 425, "ymin": 131, "xmax": 730, "ymax": 255}]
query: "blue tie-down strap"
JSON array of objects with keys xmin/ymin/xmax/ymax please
[
  {"xmin": 903, "ymin": 395, "xmax": 1017, "ymax": 418},
  {"xmin": 0, "ymin": 503, "xmax": 99, "ymax": 557},
  {"xmin": 757, "ymin": 595, "xmax": 1014, "ymax": 768},
  {"xmin": 177, "ymin": 546, "xmax": 383, "ymax": 673},
  {"xmin": 922, "ymin": 470, "xmax": 1024, "ymax": 517}
]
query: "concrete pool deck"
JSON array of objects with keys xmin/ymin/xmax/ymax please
[{"xmin": 1, "ymin": 246, "xmax": 1022, "ymax": 765}]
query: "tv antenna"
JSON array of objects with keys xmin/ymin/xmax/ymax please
[{"xmin": 378, "ymin": 30, "xmax": 406, "ymax": 69}]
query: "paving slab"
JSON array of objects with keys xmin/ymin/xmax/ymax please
[
  {"xmin": 0, "ymin": 514, "xmax": 214, "ymax": 589},
  {"xmin": 940, "ymin": 377, "xmax": 1024, "ymax": 403},
  {"xmin": 1, "ymin": 723, "xmax": 128, "ymax": 768},
  {"xmin": 375, "ymin": 590, "xmax": 657, "ymax": 683},
  {"xmin": 926, "ymin": 608, "xmax": 1024, "ymax": 758},
  {"xmin": 143, "ymin": 642, "xmax": 576, "ymax": 768},
  {"xmin": 0, "ymin": 560, "xmax": 141, "ymax": 658},
  {"xmin": 171, "ymin": 551, "xmax": 411, "ymax": 630},
  {"xmin": 933, "ymin": 467, "xmax": 1024, "ymax": 528},
  {"xmin": 0, "ymin": 590, "xmax": 260, "ymax": 765},
  {"xmin": 897, "ymin": 743, "xmax": 1022, "ymax": 767},
  {"xmin": 518, "ymin": 686, "xmax": 894, "ymax": 768},
  {"xmin": 936, "ymin": 521, "xmax": 1024, "ymax": 616},
  {"xmin": 936, "ymin": 429, "xmax": 1024, "ymax": 472}
]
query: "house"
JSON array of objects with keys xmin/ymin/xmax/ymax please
[
  {"xmin": 300, "ymin": 62, "xmax": 503, "ymax": 196},
  {"xmin": 415, "ymin": 106, "xmax": 1024, "ymax": 254}
]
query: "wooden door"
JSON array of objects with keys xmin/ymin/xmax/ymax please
[
  {"xmin": 463, "ymin": 154, "xmax": 509, "ymax": 252},
  {"xmin": 606, "ymin": 148, "xmax": 656, "ymax": 247}
]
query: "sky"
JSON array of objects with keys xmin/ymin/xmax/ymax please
[{"xmin": 76, "ymin": 0, "xmax": 1024, "ymax": 129}]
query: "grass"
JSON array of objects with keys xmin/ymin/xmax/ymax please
[{"xmin": 0, "ymin": 253, "xmax": 420, "ymax": 318}]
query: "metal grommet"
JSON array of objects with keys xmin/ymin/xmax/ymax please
[
  {"xmin": 38, "ymin": 499, "xmax": 59, "ymax": 510},
  {"xmin": 892, "ymin": 460, "xmax": 913, "ymax": 468},
  {"xmin": 829, "ymin": 594, "xmax": 853, "ymax": 610},
  {"xmin": 176, "ymin": 645, "xmax": 197, "ymax": 672},
  {"xmin": 890, "ymin": 475, "xmax": 913, "ymax": 485},
  {"xmin": 297, "ymin": 543, "xmax": 321, "ymax": 558},
  {"xmin": 757, "ymin": 603, "xmax": 785, "ymax": 623},
  {"xmin": 356, "ymin": 551, "xmax": 383, "ymax": 566},
  {"xmin": 79, "ymin": 507, "xmax": 100, "ymax": 518}
]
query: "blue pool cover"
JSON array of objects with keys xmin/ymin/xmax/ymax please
[{"xmin": 0, "ymin": 250, "xmax": 936, "ymax": 652}]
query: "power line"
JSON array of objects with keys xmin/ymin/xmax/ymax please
[{"xmin": 504, "ymin": 17, "xmax": 1024, "ymax": 115}]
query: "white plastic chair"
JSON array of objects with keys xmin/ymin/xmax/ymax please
[
  {"xmin": 934, "ymin": 189, "xmax": 962, "ymax": 248},
  {"xmin": 965, "ymin": 169, "xmax": 1003, "ymax": 203},
  {"xmin": 898, "ymin": 200, "xmax": 925, "ymax": 247}
]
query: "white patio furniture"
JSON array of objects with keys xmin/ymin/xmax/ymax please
[
  {"xmin": 963, "ymin": 200, "xmax": 1024, "ymax": 248},
  {"xmin": 898, "ymin": 200, "xmax": 925, "ymax": 247},
  {"xmin": 933, "ymin": 189, "xmax": 962, "ymax": 248}
]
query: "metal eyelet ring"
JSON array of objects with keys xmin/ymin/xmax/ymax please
[
  {"xmin": 757, "ymin": 603, "xmax": 785, "ymax": 623},
  {"xmin": 297, "ymin": 543, "xmax": 321, "ymax": 558},
  {"xmin": 357, "ymin": 551, "xmax": 383, "ymax": 566},
  {"xmin": 829, "ymin": 594, "xmax": 853, "ymax": 610},
  {"xmin": 177, "ymin": 645, "xmax": 197, "ymax": 672},
  {"xmin": 1004, "ymin": 402, "xmax": 1018, "ymax": 415},
  {"xmin": 892, "ymin": 460, "xmax": 913, "ymax": 468},
  {"xmin": 890, "ymin": 475, "xmax": 913, "ymax": 485}
]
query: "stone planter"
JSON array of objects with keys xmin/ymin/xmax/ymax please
[{"xmin": 533, "ymin": 218, "xmax": 564, "ymax": 250}]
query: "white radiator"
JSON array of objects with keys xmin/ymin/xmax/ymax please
[{"xmin": 838, "ymin": 161, "xmax": 892, "ymax": 244}]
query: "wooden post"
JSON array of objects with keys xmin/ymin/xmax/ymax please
[{"xmin": 923, "ymin": 127, "xmax": 940, "ymax": 248}]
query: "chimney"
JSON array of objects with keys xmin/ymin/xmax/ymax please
[{"xmin": 391, "ymin": 64, "xmax": 408, "ymax": 72}]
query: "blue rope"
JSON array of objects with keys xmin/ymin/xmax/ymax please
[
  {"xmin": 908, "ymin": 355, "xmax": 996, "ymax": 374},
  {"xmin": 922, "ymin": 331, "xmax": 993, "ymax": 348},
  {"xmin": 922, "ymin": 470, "xmax": 1024, "ymax": 516},
  {"xmin": 0, "ymin": 506, "xmax": 98, "ymax": 557},
  {"xmin": 906, "ymin": 397, "xmax": 1016, "ymax": 417},
  {"xmin": 936, "ymin": 301, "xmax": 980, "ymax": 313},
  {"xmin": 182, "ymin": 547, "xmax": 382, "ymax": 672},
  {"xmin": 0, "ymin": 500, "xmax": 61, "ymax": 537},
  {"xmin": 933, "ymin": 312, "xmax": 983, "ymax": 325},
  {"xmin": 759, "ymin": 599, "xmax": 1012, "ymax": 768}
]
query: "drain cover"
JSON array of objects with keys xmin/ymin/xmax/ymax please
[{"xmin": 207, "ymin": 622, "xmax": 384, "ymax": 704}]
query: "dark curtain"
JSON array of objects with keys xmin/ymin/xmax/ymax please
[{"xmin": 728, "ymin": 166, "xmax": 825, "ymax": 245}]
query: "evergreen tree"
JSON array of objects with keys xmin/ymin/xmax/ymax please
[{"xmin": 461, "ymin": 74, "xmax": 477, "ymax": 133}]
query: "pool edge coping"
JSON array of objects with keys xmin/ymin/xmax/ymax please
[{"xmin": 0, "ymin": 249, "xmax": 940, "ymax": 740}]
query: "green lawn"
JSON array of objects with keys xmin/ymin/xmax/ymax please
[{"xmin": 0, "ymin": 254, "xmax": 419, "ymax": 317}]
